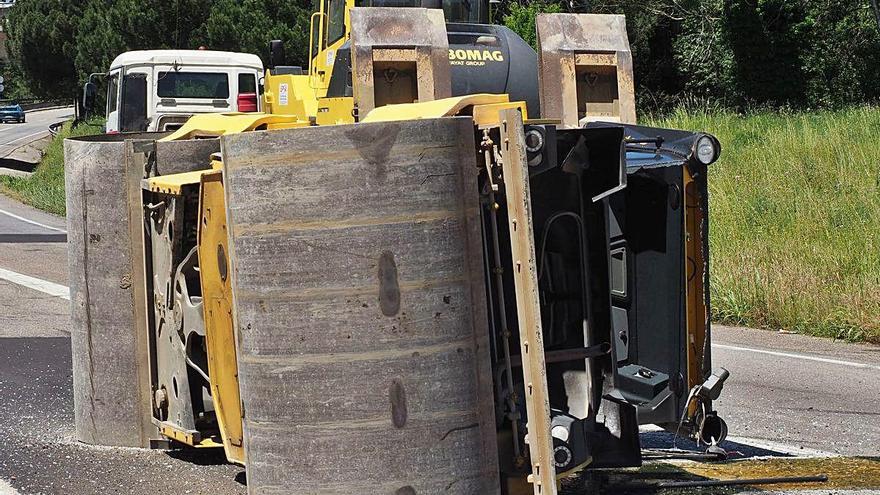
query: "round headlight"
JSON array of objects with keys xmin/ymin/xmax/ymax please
[
  {"xmin": 695, "ymin": 135, "xmax": 716, "ymax": 165},
  {"xmin": 551, "ymin": 425, "xmax": 570, "ymax": 442},
  {"xmin": 525, "ymin": 128, "xmax": 544, "ymax": 153}
]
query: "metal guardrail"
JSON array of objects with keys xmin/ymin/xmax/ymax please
[{"xmin": 48, "ymin": 121, "xmax": 64, "ymax": 137}]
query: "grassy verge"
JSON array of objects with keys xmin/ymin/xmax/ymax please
[
  {"xmin": 648, "ymin": 107, "xmax": 880, "ymax": 343},
  {"xmin": 0, "ymin": 119, "xmax": 104, "ymax": 216}
]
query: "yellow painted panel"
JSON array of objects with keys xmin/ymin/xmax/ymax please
[
  {"xmin": 145, "ymin": 170, "xmax": 208, "ymax": 195},
  {"xmin": 684, "ymin": 167, "xmax": 708, "ymax": 395},
  {"xmin": 157, "ymin": 422, "xmax": 224, "ymax": 448},
  {"xmin": 198, "ymin": 171, "xmax": 245, "ymax": 465},
  {"xmin": 160, "ymin": 113, "xmax": 308, "ymax": 142},
  {"xmin": 361, "ymin": 93, "xmax": 511, "ymax": 122},
  {"xmin": 472, "ymin": 101, "xmax": 529, "ymax": 127},
  {"xmin": 315, "ymin": 97, "xmax": 355, "ymax": 126},
  {"xmin": 263, "ymin": 72, "xmax": 319, "ymax": 118}
]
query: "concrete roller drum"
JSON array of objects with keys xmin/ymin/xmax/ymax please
[
  {"xmin": 64, "ymin": 134, "xmax": 220, "ymax": 448},
  {"xmin": 219, "ymin": 117, "xmax": 499, "ymax": 494},
  {"xmin": 64, "ymin": 135, "xmax": 155, "ymax": 448}
]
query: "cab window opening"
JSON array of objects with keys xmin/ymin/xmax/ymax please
[
  {"xmin": 157, "ymin": 72, "xmax": 230, "ymax": 99},
  {"xmin": 106, "ymin": 73, "xmax": 119, "ymax": 116},
  {"xmin": 327, "ymin": 0, "xmax": 347, "ymax": 45},
  {"xmin": 120, "ymin": 73, "xmax": 148, "ymax": 132}
]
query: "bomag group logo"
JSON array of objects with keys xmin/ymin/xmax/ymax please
[{"xmin": 449, "ymin": 49, "xmax": 504, "ymax": 66}]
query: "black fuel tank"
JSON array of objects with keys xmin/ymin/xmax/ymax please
[
  {"xmin": 446, "ymin": 22, "xmax": 541, "ymax": 117},
  {"xmin": 325, "ymin": 22, "xmax": 541, "ymax": 117}
]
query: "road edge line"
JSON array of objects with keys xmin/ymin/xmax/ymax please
[
  {"xmin": 713, "ymin": 343, "xmax": 880, "ymax": 371},
  {"xmin": 0, "ymin": 267, "xmax": 69, "ymax": 300},
  {"xmin": 0, "ymin": 207, "xmax": 67, "ymax": 233}
]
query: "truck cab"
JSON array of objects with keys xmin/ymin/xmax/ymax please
[{"xmin": 104, "ymin": 50, "xmax": 264, "ymax": 133}]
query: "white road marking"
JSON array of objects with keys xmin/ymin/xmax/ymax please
[
  {"xmin": 0, "ymin": 129, "xmax": 49, "ymax": 147},
  {"xmin": 0, "ymin": 207, "xmax": 67, "ymax": 232},
  {"xmin": 0, "ymin": 267, "xmax": 69, "ymax": 300},
  {"xmin": 713, "ymin": 343, "xmax": 880, "ymax": 371},
  {"xmin": 0, "ymin": 479, "xmax": 20, "ymax": 495}
]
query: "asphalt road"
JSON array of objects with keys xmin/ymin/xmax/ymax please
[
  {"xmin": 0, "ymin": 107, "xmax": 74, "ymax": 164},
  {"xmin": 0, "ymin": 172, "xmax": 878, "ymax": 493}
]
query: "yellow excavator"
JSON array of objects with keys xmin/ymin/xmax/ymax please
[{"xmin": 66, "ymin": 1, "xmax": 729, "ymax": 494}]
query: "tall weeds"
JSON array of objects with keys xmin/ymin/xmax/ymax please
[
  {"xmin": 648, "ymin": 107, "xmax": 880, "ymax": 343},
  {"xmin": 0, "ymin": 119, "xmax": 103, "ymax": 215}
]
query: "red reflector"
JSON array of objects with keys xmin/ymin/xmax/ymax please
[
  {"xmin": 106, "ymin": 130, "xmax": 120, "ymax": 135},
  {"xmin": 237, "ymin": 93, "xmax": 258, "ymax": 112}
]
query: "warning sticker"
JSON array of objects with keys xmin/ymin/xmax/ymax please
[{"xmin": 279, "ymin": 83, "xmax": 289, "ymax": 106}]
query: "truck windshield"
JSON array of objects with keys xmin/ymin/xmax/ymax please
[
  {"xmin": 356, "ymin": 0, "xmax": 484, "ymax": 23},
  {"xmin": 157, "ymin": 72, "xmax": 230, "ymax": 99},
  {"xmin": 120, "ymin": 73, "xmax": 148, "ymax": 132}
]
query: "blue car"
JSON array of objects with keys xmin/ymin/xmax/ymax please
[{"xmin": 0, "ymin": 104, "xmax": 25, "ymax": 123}]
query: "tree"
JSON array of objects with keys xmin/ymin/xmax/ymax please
[
  {"xmin": 503, "ymin": 0, "xmax": 562, "ymax": 49},
  {"xmin": 74, "ymin": 0, "xmax": 215, "ymax": 81},
  {"xmin": 6, "ymin": 0, "xmax": 84, "ymax": 98},
  {"xmin": 198, "ymin": 0, "xmax": 311, "ymax": 67},
  {"xmin": 6, "ymin": 0, "xmax": 880, "ymax": 108},
  {"xmin": 73, "ymin": 1, "xmax": 162, "ymax": 82}
]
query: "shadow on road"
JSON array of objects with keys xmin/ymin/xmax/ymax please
[
  {"xmin": 640, "ymin": 430, "xmax": 792, "ymax": 459},
  {"xmin": 0, "ymin": 157, "xmax": 37, "ymax": 173},
  {"xmin": 165, "ymin": 447, "xmax": 233, "ymax": 466}
]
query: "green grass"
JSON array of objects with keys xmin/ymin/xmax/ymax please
[
  {"xmin": 0, "ymin": 119, "xmax": 104, "ymax": 216},
  {"xmin": 647, "ymin": 107, "xmax": 880, "ymax": 343}
]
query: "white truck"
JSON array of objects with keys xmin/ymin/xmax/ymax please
[{"xmin": 97, "ymin": 50, "xmax": 264, "ymax": 133}]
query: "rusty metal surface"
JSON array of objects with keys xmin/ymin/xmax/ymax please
[
  {"xmin": 220, "ymin": 118, "xmax": 499, "ymax": 494},
  {"xmin": 537, "ymin": 14, "xmax": 636, "ymax": 126},
  {"xmin": 350, "ymin": 7, "xmax": 451, "ymax": 116}
]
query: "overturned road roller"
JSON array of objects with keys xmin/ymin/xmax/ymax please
[{"xmin": 65, "ymin": 7, "xmax": 729, "ymax": 495}]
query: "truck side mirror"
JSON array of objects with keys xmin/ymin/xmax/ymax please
[
  {"xmin": 82, "ymin": 81, "xmax": 97, "ymax": 114},
  {"xmin": 269, "ymin": 40, "xmax": 284, "ymax": 69}
]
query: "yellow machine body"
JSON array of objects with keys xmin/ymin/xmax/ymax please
[{"xmin": 197, "ymin": 170, "xmax": 246, "ymax": 465}]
